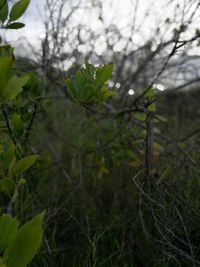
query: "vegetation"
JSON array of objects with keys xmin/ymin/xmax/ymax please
[
  {"xmin": 0, "ymin": 1, "xmax": 44, "ymax": 266},
  {"xmin": 1, "ymin": 0, "xmax": 200, "ymax": 267}
]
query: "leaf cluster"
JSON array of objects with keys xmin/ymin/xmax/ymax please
[
  {"xmin": 0, "ymin": 0, "xmax": 30, "ymax": 29},
  {"xmin": 66, "ymin": 63, "xmax": 115, "ymax": 104}
]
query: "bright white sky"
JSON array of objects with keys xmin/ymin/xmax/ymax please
[{"xmin": 2, "ymin": 0, "xmax": 200, "ymax": 56}]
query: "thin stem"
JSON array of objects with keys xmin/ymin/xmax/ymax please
[{"xmin": 145, "ymin": 111, "xmax": 153, "ymax": 181}]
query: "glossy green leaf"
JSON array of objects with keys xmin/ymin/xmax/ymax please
[
  {"xmin": 0, "ymin": 214, "xmax": 19, "ymax": 254},
  {"xmin": 9, "ymin": 155, "xmax": 39, "ymax": 177},
  {"xmin": 0, "ymin": 0, "xmax": 9, "ymax": 23},
  {"xmin": 9, "ymin": 0, "xmax": 30, "ymax": 21},
  {"xmin": 5, "ymin": 22, "xmax": 25, "ymax": 29},
  {"xmin": 95, "ymin": 64, "xmax": 113, "ymax": 87},
  {"xmin": 3, "ymin": 212, "xmax": 45, "ymax": 267}
]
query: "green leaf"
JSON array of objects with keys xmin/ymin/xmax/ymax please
[
  {"xmin": 85, "ymin": 63, "xmax": 95, "ymax": 80},
  {"xmin": 0, "ymin": 57, "xmax": 13, "ymax": 93},
  {"xmin": 99, "ymin": 85, "xmax": 116, "ymax": 101},
  {"xmin": 11, "ymin": 113, "xmax": 24, "ymax": 138},
  {"xmin": 3, "ymin": 212, "xmax": 45, "ymax": 267},
  {"xmin": 154, "ymin": 115, "xmax": 167, "ymax": 123},
  {"xmin": 2, "ymin": 75, "xmax": 29, "ymax": 101},
  {"xmin": 75, "ymin": 70, "xmax": 87, "ymax": 90},
  {"xmin": 0, "ymin": 177, "xmax": 15, "ymax": 196},
  {"xmin": 148, "ymin": 102, "xmax": 156, "ymax": 112},
  {"xmin": 0, "ymin": 0, "xmax": 9, "ymax": 23},
  {"xmin": 66, "ymin": 64, "xmax": 114, "ymax": 104},
  {"xmin": 95, "ymin": 64, "xmax": 113, "ymax": 87},
  {"xmin": 145, "ymin": 87, "xmax": 156, "ymax": 99},
  {"xmin": 9, "ymin": 0, "xmax": 30, "ymax": 21},
  {"xmin": 0, "ymin": 214, "xmax": 19, "ymax": 254},
  {"xmin": 5, "ymin": 22, "xmax": 25, "ymax": 29},
  {"xmin": 3, "ymin": 145, "xmax": 15, "ymax": 169},
  {"xmin": 133, "ymin": 112, "xmax": 146, "ymax": 122},
  {"xmin": 81, "ymin": 83, "xmax": 96, "ymax": 102},
  {"xmin": 9, "ymin": 155, "xmax": 39, "ymax": 177},
  {"xmin": 66, "ymin": 78, "xmax": 79, "ymax": 101},
  {"xmin": 24, "ymin": 71, "xmax": 40, "ymax": 96}
]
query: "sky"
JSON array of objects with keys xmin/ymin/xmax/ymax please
[
  {"xmin": 1, "ymin": 0, "xmax": 199, "ymax": 91},
  {"xmin": 3, "ymin": 0, "xmax": 172, "ymax": 45},
  {"xmin": 2, "ymin": 0, "xmax": 200, "ymax": 57},
  {"xmin": 3, "ymin": 0, "xmax": 45, "ymax": 50}
]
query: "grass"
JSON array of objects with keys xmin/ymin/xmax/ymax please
[{"xmin": 20, "ymin": 87, "xmax": 200, "ymax": 267}]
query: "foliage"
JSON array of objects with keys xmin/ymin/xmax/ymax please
[
  {"xmin": 0, "ymin": 212, "xmax": 44, "ymax": 267},
  {"xmin": 0, "ymin": 2, "xmax": 45, "ymax": 267},
  {"xmin": 0, "ymin": 0, "xmax": 30, "ymax": 29},
  {"xmin": 66, "ymin": 63, "xmax": 115, "ymax": 104}
]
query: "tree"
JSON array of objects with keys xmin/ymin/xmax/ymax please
[{"xmin": 34, "ymin": 0, "xmax": 200, "ymax": 103}]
